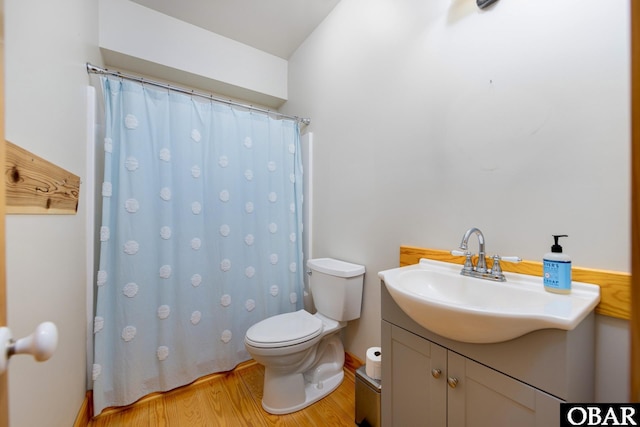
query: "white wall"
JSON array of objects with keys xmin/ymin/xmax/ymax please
[
  {"xmin": 3, "ymin": 2, "xmax": 630, "ymax": 424},
  {"xmin": 98, "ymin": 0, "xmax": 288, "ymax": 108},
  {"xmin": 282, "ymin": 0, "xmax": 631, "ymax": 401},
  {"xmin": 4, "ymin": 0, "xmax": 101, "ymax": 425}
]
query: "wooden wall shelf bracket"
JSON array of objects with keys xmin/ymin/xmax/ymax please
[{"xmin": 4, "ymin": 140, "xmax": 80, "ymax": 215}]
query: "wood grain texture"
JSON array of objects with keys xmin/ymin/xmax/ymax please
[
  {"xmin": 5, "ymin": 140, "xmax": 80, "ymax": 214},
  {"xmin": 73, "ymin": 392, "xmax": 93, "ymax": 427},
  {"xmin": 400, "ymin": 245, "xmax": 631, "ymax": 320},
  {"xmin": 344, "ymin": 351, "xmax": 364, "ymax": 373},
  {"xmin": 86, "ymin": 359, "xmax": 357, "ymax": 426}
]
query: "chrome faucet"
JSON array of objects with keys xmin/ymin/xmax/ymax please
[
  {"xmin": 460, "ymin": 227, "xmax": 487, "ymax": 273},
  {"xmin": 452, "ymin": 227, "xmax": 521, "ymax": 282}
]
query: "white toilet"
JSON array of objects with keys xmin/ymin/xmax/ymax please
[{"xmin": 244, "ymin": 257, "xmax": 365, "ymax": 414}]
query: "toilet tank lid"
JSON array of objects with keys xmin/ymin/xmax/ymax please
[{"xmin": 307, "ymin": 258, "xmax": 365, "ymax": 278}]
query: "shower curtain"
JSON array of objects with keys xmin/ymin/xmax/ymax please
[{"xmin": 92, "ymin": 77, "xmax": 304, "ymax": 414}]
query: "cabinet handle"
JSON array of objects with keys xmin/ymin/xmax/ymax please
[
  {"xmin": 447, "ymin": 377, "xmax": 459, "ymax": 388},
  {"xmin": 431, "ymin": 369, "xmax": 441, "ymax": 379}
]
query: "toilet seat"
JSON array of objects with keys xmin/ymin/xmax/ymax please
[{"xmin": 245, "ymin": 310, "xmax": 323, "ymax": 348}]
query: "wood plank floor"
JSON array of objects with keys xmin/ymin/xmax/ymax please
[{"xmin": 88, "ymin": 361, "xmax": 357, "ymax": 427}]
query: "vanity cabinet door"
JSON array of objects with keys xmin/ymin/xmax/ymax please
[
  {"xmin": 447, "ymin": 351, "xmax": 562, "ymax": 427},
  {"xmin": 382, "ymin": 323, "xmax": 447, "ymax": 427}
]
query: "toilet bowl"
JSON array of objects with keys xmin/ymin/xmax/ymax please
[{"xmin": 244, "ymin": 258, "xmax": 365, "ymax": 414}]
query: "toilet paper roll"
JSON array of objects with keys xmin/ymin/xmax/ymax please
[{"xmin": 365, "ymin": 346, "xmax": 382, "ymax": 380}]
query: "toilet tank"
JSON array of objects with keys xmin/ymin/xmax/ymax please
[{"xmin": 307, "ymin": 258, "xmax": 365, "ymax": 321}]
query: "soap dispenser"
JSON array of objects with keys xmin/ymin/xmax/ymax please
[{"xmin": 543, "ymin": 235, "xmax": 572, "ymax": 294}]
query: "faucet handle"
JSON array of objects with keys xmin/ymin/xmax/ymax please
[
  {"xmin": 490, "ymin": 255, "xmax": 522, "ymax": 276},
  {"xmin": 451, "ymin": 250, "xmax": 473, "ymax": 272},
  {"xmin": 451, "ymin": 250, "xmax": 468, "ymax": 257}
]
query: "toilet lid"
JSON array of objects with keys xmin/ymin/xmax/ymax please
[{"xmin": 245, "ymin": 310, "xmax": 323, "ymax": 348}]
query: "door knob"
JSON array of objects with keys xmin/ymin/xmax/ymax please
[{"xmin": 0, "ymin": 321, "xmax": 58, "ymax": 374}]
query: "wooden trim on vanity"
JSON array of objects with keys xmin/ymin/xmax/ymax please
[{"xmin": 400, "ymin": 245, "xmax": 631, "ymax": 320}]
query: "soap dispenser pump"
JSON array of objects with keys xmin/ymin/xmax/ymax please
[{"xmin": 543, "ymin": 234, "xmax": 572, "ymax": 294}]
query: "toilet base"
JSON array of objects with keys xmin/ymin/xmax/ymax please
[
  {"xmin": 262, "ymin": 369, "xmax": 344, "ymax": 415},
  {"xmin": 260, "ymin": 333, "xmax": 346, "ymax": 414}
]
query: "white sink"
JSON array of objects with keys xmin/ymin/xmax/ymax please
[{"xmin": 379, "ymin": 258, "xmax": 601, "ymax": 344}]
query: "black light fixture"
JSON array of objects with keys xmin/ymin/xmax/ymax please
[{"xmin": 477, "ymin": 0, "xmax": 499, "ymax": 9}]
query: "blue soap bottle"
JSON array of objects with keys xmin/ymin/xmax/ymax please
[{"xmin": 543, "ymin": 235, "xmax": 572, "ymax": 294}]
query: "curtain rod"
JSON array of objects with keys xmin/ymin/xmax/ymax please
[{"xmin": 86, "ymin": 63, "xmax": 311, "ymax": 126}]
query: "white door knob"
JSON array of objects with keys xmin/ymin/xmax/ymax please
[{"xmin": 0, "ymin": 322, "xmax": 58, "ymax": 374}]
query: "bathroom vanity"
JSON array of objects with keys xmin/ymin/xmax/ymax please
[{"xmin": 380, "ymin": 282, "xmax": 596, "ymax": 427}]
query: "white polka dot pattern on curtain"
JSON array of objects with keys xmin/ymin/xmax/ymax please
[{"xmin": 92, "ymin": 78, "xmax": 304, "ymax": 415}]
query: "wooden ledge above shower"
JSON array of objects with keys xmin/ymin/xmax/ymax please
[{"xmin": 4, "ymin": 140, "xmax": 80, "ymax": 214}]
